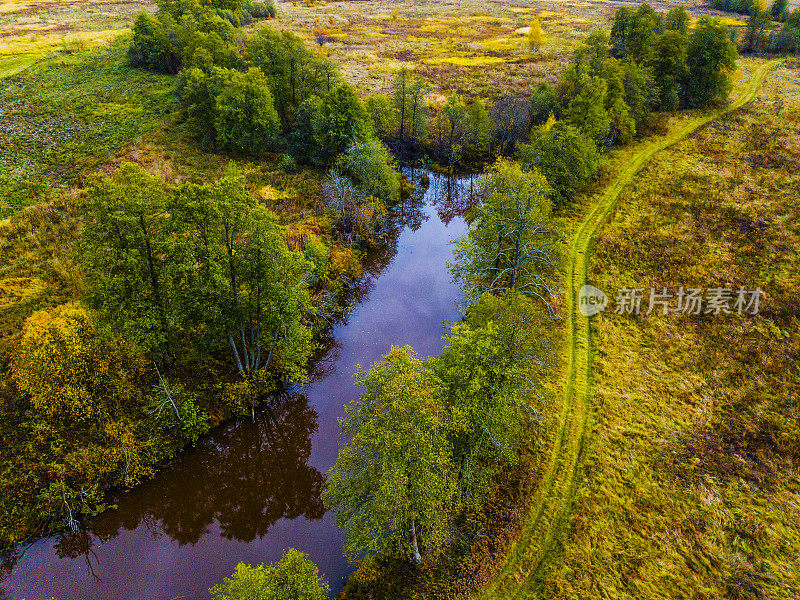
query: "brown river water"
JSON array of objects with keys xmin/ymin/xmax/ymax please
[{"xmin": 1, "ymin": 174, "xmax": 473, "ymax": 600}]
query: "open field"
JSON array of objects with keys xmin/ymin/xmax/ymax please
[
  {"xmin": 0, "ymin": 39, "xmax": 176, "ymax": 215},
  {"xmin": 260, "ymin": 0, "xmax": 749, "ymax": 98}
]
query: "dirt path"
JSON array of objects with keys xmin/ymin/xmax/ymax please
[{"xmin": 476, "ymin": 58, "xmax": 780, "ymax": 600}]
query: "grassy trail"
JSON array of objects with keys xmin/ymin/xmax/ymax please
[{"xmin": 476, "ymin": 59, "xmax": 779, "ymax": 600}]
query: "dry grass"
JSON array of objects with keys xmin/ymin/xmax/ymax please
[{"xmin": 537, "ymin": 62, "xmax": 800, "ymax": 600}]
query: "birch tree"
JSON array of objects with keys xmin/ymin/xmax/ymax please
[
  {"xmin": 450, "ymin": 160, "xmax": 557, "ymax": 307},
  {"xmin": 323, "ymin": 347, "xmax": 456, "ymax": 564}
]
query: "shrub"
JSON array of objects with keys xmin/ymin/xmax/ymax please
[
  {"xmin": 337, "ymin": 138, "xmax": 400, "ymax": 205},
  {"xmin": 210, "ymin": 550, "xmax": 327, "ymax": 600},
  {"xmin": 245, "ymin": 0, "xmax": 277, "ymax": 19},
  {"xmin": 12, "ymin": 303, "xmax": 145, "ymax": 423}
]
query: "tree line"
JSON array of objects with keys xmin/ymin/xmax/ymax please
[{"xmin": 741, "ymin": 0, "xmax": 800, "ymax": 54}]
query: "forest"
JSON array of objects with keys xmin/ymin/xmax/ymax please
[{"xmin": 0, "ymin": 0, "xmax": 798, "ymax": 598}]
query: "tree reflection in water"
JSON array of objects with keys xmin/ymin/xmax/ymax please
[
  {"xmin": 57, "ymin": 391, "xmax": 325, "ymax": 558},
  {"xmin": 428, "ymin": 172, "xmax": 480, "ymax": 226}
]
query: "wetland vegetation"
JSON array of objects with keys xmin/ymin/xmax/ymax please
[{"xmin": 0, "ymin": 0, "xmax": 798, "ymax": 598}]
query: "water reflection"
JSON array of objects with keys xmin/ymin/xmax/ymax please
[
  {"xmin": 105, "ymin": 393, "xmax": 323, "ymax": 546},
  {"xmin": 429, "ymin": 173, "xmax": 480, "ymax": 226}
]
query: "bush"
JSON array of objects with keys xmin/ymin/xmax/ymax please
[
  {"xmin": 210, "ymin": 550, "xmax": 327, "ymax": 600},
  {"xmin": 337, "ymin": 138, "xmax": 400, "ymax": 205},
  {"xmin": 216, "ymin": 8, "xmax": 241, "ymax": 28},
  {"xmin": 245, "ymin": 0, "xmax": 277, "ymax": 19},
  {"xmin": 12, "ymin": 303, "xmax": 146, "ymax": 423}
]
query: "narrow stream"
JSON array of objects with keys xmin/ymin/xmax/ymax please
[{"xmin": 2, "ymin": 174, "xmax": 473, "ymax": 600}]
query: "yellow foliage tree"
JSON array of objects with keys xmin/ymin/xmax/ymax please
[
  {"xmin": 528, "ymin": 18, "xmax": 544, "ymax": 53},
  {"xmin": 12, "ymin": 302, "xmax": 145, "ymax": 423}
]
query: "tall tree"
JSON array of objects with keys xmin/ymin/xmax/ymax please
[
  {"xmin": 81, "ymin": 162, "xmax": 178, "ymax": 361},
  {"xmin": 172, "ymin": 166, "xmax": 314, "ymax": 380},
  {"xmin": 651, "ymin": 30, "xmax": 689, "ymax": 110},
  {"xmin": 517, "ymin": 123, "xmax": 599, "ymax": 208},
  {"xmin": 434, "ymin": 292, "xmax": 549, "ymax": 505},
  {"xmin": 450, "ymin": 160, "xmax": 556, "ymax": 303},
  {"xmin": 564, "ymin": 72, "xmax": 611, "ymax": 143},
  {"xmin": 685, "ymin": 18, "xmax": 737, "ymax": 108},
  {"xmin": 392, "ymin": 68, "xmax": 410, "ymax": 150},
  {"xmin": 213, "ymin": 67, "xmax": 281, "ymax": 154},
  {"xmin": 324, "ymin": 347, "xmax": 456, "ymax": 564},
  {"xmin": 318, "ymin": 84, "xmax": 372, "ymax": 161}
]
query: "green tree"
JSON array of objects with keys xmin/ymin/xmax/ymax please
[
  {"xmin": 450, "ymin": 160, "xmax": 555, "ymax": 302},
  {"xmin": 171, "ymin": 166, "xmax": 314, "ymax": 382},
  {"xmin": 463, "ymin": 100, "xmax": 492, "ymax": 163},
  {"xmin": 743, "ymin": 3, "xmax": 771, "ymax": 54},
  {"xmin": 434, "ymin": 292, "xmax": 549, "ymax": 505},
  {"xmin": 610, "ymin": 3, "xmax": 662, "ymax": 61},
  {"xmin": 324, "ymin": 347, "xmax": 456, "ymax": 564},
  {"xmin": 178, "ymin": 66, "xmax": 280, "ymax": 153},
  {"xmin": 564, "ymin": 72, "xmax": 611, "ymax": 143},
  {"xmin": 685, "ymin": 18, "xmax": 738, "ymax": 108},
  {"xmin": 80, "ymin": 163, "xmax": 178, "ymax": 360},
  {"xmin": 337, "ymin": 138, "xmax": 400, "ymax": 205},
  {"xmin": 771, "ymin": 0, "xmax": 788, "ymax": 19},
  {"xmin": 288, "ymin": 95, "xmax": 323, "ymax": 164},
  {"xmin": 406, "ymin": 75, "xmax": 431, "ymax": 151},
  {"xmin": 529, "ymin": 82, "xmax": 560, "ymax": 126},
  {"xmin": 651, "ymin": 30, "xmax": 689, "ymax": 110},
  {"xmin": 392, "ymin": 67, "xmax": 410, "ymax": 149},
  {"xmin": 432, "ymin": 93, "xmax": 467, "ymax": 165},
  {"xmin": 129, "ymin": 12, "xmax": 180, "ymax": 74},
  {"xmin": 318, "ymin": 84, "xmax": 372, "ymax": 161},
  {"xmin": 579, "ymin": 30, "xmax": 610, "ymax": 74},
  {"xmin": 610, "ymin": 7, "xmax": 634, "ymax": 58},
  {"xmin": 209, "ymin": 549, "xmax": 328, "ymax": 600},
  {"xmin": 365, "ymin": 95, "xmax": 397, "ymax": 141},
  {"xmin": 622, "ymin": 60, "xmax": 658, "ymax": 131},
  {"xmin": 665, "ymin": 6, "xmax": 690, "ymax": 35},
  {"xmin": 517, "ymin": 123, "xmax": 600, "ymax": 207},
  {"xmin": 214, "ymin": 67, "xmax": 280, "ymax": 154},
  {"xmin": 627, "ymin": 3, "xmax": 663, "ymax": 63},
  {"xmin": 245, "ymin": 28, "xmax": 337, "ymax": 127}
]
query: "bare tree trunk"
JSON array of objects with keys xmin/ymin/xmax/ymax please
[{"xmin": 410, "ymin": 519, "xmax": 422, "ymax": 565}]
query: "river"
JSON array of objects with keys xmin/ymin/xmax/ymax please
[{"xmin": 1, "ymin": 174, "xmax": 474, "ymax": 600}]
